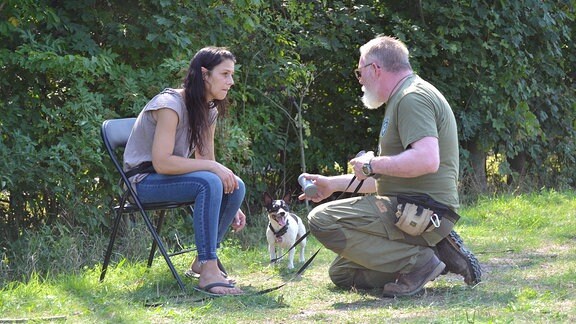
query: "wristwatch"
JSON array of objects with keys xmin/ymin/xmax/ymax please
[{"xmin": 361, "ymin": 159, "xmax": 375, "ymax": 177}]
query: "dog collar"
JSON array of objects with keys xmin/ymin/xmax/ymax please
[{"xmin": 269, "ymin": 222, "xmax": 289, "ymax": 237}]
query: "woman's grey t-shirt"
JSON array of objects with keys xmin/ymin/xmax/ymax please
[{"xmin": 123, "ymin": 88, "xmax": 217, "ymax": 184}]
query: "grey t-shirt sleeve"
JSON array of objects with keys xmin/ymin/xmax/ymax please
[{"xmin": 123, "ymin": 88, "xmax": 189, "ymax": 172}]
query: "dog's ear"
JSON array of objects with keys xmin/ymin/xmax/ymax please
[
  {"xmin": 263, "ymin": 192, "xmax": 273, "ymax": 207},
  {"xmin": 282, "ymin": 192, "xmax": 292, "ymax": 204}
]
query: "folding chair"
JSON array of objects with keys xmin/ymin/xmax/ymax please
[{"xmin": 100, "ymin": 118, "xmax": 195, "ymax": 291}]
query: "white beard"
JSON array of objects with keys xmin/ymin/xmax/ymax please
[{"xmin": 361, "ymin": 86, "xmax": 384, "ymax": 109}]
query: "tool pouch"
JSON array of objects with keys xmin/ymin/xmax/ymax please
[{"xmin": 395, "ymin": 194, "xmax": 459, "ymax": 236}]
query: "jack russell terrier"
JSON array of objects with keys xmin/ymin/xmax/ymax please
[{"xmin": 263, "ymin": 192, "xmax": 307, "ymax": 269}]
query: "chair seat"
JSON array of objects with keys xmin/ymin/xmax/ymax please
[{"xmin": 114, "ymin": 201, "xmax": 195, "ymax": 213}]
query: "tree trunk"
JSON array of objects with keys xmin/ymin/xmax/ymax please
[
  {"xmin": 462, "ymin": 140, "xmax": 488, "ymax": 194},
  {"xmin": 507, "ymin": 151, "xmax": 528, "ymax": 186}
]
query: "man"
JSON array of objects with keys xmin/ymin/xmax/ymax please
[{"xmin": 299, "ymin": 35, "xmax": 481, "ymax": 297}]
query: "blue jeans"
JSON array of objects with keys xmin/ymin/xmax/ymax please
[{"xmin": 135, "ymin": 171, "xmax": 245, "ymax": 262}]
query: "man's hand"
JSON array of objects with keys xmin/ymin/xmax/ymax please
[
  {"xmin": 297, "ymin": 173, "xmax": 335, "ymax": 203},
  {"xmin": 350, "ymin": 150, "xmax": 375, "ymax": 180}
]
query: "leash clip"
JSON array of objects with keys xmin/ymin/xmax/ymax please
[{"xmin": 431, "ymin": 213, "xmax": 441, "ymax": 228}]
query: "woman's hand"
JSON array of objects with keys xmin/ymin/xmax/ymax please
[
  {"xmin": 212, "ymin": 162, "xmax": 239, "ymax": 194},
  {"xmin": 231, "ymin": 210, "xmax": 246, "ymax": 232}
]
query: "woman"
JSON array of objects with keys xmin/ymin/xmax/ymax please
[{"xmin": 124, "ymin": 47, "xmax": 245, "ymax": 296}]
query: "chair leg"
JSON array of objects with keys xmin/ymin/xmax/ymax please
[
  {"xmin": 186, "ymin": 205, "xmax": 194, "ymax": 224},
  {"xmin": 147, "ymin": 210, "xmax": 167, "ymax": 267},
  {"xmin": 139, "ymin": 209, "xmax": 186, "ymax": 291},
  {"xmin": 167, "ymin": 205, "xmax": 196, "ymax": 257},
  {"xmin": 100, "ymin": 208, "xmax": 124, "ymax": 282}
]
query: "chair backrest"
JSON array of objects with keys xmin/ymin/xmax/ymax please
[
  {"xmin": 101, "ymin": 118, "xmax": 137, "ymax": 181},
  {"xmin": 101, "ymin": 118, "xmax": 137, "ymax": 151}
]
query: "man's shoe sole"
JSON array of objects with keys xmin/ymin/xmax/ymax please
[{"xmin": 436, "ymin": 230, "xmax": 482, "ymax": 286}]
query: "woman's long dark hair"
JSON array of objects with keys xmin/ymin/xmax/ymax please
[{"xmin": 183, "ymin": 46, "xmax": 236, "ymax": 155}]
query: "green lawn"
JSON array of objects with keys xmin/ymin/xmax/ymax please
[{"xmin": 1, "ymin": 190, "xmax": 575, "ymax": 323}]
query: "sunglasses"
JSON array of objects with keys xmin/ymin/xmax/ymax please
[{"xmin": 354, "ymin": 62, "xmax": 375, "ymax": 79}]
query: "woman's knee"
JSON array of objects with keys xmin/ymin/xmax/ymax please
[
  {"xmin": 194, "ymin": 171, "xmax": 224, "ymax": 195},
  {"xmin": 189, "ymin": 171, "xmax": 221, "ymax": 185},
  {"xmin": 235, "ymin": 176, "xmax": 246, "ymax": 195}
]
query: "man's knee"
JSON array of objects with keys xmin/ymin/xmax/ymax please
[
  {"xmin": 307, "ymin": 204, "xmax": 330, "ymax": 227},
  {"xmin": 328, "ymin": 266, "xmax": 355, "ymax": 289},
  {"xmin": 329, "ymin": 265, "xmax": 396, "ymax": 290},
  {"xmin": 308, "ymin": 221, "xmax": 346, "ymax": 254}
]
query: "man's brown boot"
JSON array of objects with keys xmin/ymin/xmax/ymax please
[
  {"xmin": 434, "ymin": 230, "xmax": 482, "ymax": 286},
  {"xmin": 382, "ymin": 255, "xmax": 445, "ymax": 297}
]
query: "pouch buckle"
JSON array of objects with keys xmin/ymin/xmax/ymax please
[{"xmin": 431, "ymin": 213, "xmax": 441, "ymax": 228}]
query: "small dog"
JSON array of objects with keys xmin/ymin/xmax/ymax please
[{"xmin": 263, "ymin": 192, "xmax": 307, "ymax": 269}]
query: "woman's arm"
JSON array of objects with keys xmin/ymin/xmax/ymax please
[
  {"xmin": 195, "ymin": 122, "xmax": 216, "ymax": 161},
  {"xmin": 151, "ymin": 108, "xmax": 215, "ymax": 174},
  {"xmin": 151, "ymin": 108, "xmax": 238, "ymax": 193}
]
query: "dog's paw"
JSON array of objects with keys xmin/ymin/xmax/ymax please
[{"xmin": 270, "ymin": 259, "xmax": 281, "ymax": 267}]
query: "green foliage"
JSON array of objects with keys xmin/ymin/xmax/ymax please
[
  {"xmin": 399, "ymin": 0, "xmax": 576, "ymax": 190},
  {"xmin": 0, "ymin": 0, "xmax": 574, "ymax": 281}
]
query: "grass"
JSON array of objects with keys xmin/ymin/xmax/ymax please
[{"xmin": 1, "ymin": 190, "xmax": 575, "ymax": 323}]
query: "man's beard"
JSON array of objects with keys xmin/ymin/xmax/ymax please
[{"xmin": 361, "ymin": 86, "xmax": 384, "ymax": 109}]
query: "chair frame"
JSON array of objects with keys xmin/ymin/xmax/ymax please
[{"xmin": 100, "ymin": 118, "xmax": 194, "ymax": 291}]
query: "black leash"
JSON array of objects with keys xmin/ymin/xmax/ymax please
[
  {"xmin": 336, "ymin": 175, "xmax": 364, "ymax": 200},
  {"xmin": 143, "ymin": 247, "xmax": 322, "ymax": 305},
  {"xmin": 191, "ymin": 247, "xmax": 321, "ymax": 302},
  {"xmin": 269, "ymin": 175, "xmax": 363, "ymax": 264},
  {"xmin": 145, "ymin": 175, "xmax": 366, "ymax": 306},
  {"xmin": 255, "ymin": 247, "xmax": 321, "ymax": 295},
  {"xmin": 270, "ymin": 174, "xmax": 364, "ymax": 265},
  {"xmin": 270, "ymin": 230, "xmax": 311, "ymax": 263}
]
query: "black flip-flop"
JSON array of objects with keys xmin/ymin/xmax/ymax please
[{"xmin": 193, "ymin": 282, "xmax": 244, "ymax": 297}]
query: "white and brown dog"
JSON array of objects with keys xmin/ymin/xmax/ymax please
[{"xmin": 263, "ymin": 192, "xmax": 307, "ymax": 269}]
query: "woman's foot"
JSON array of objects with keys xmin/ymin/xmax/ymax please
[
  {"xmin": 187, "ymin": 258, "xmax": 236, "ymax": 283},
  {"xmin": 197, "ymin": 260, "xmax": 243, "ymax": 296}
]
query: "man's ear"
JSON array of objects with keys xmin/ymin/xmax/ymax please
[{"xmin": 374, "ymin": 64, "xmax": 382, "ymax": 78}]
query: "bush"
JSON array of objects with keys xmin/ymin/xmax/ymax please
[{"xmin": 1, "ymin": 0, "xmax": 574, "ymax": 281}]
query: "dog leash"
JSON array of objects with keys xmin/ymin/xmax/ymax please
[
  {"xmin": 160, "ymin": 248, "xmax": 323, "ymax": 304},
  {"xmin": 144, "ymin": 176, "xmax": 367, "ymax": 305},
  {"xmin": 269, "ymin": 175, "xmax": 363, "ymax": 264},
  {"xmin": 336, "ymin": 175, "xmax": 364, "ymax": 200},
  {"xmin": 269, "ymin": 230, "xmax": 311, "ymax": 263},
  {"xmin": 255, "ymin": 247, "xmax": 321, "ymax": 294},
  {"xmin": 270, "ymin": 175, "xmax": 364, "ymax": 264},
  {"xmin": 142, "ymin": 242, "xmax": 323, "ymax": 306},
  {"xmin": 197, "ymin": 176, "xmax": 365, "ymax": 301}
]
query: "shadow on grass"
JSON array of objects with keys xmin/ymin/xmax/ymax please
[
  {"xmin": 47, "ymin": 260, "xmax": 286, "ymax": 323},
  {"xmin": 326, "ymin": 244, "xmax": 576, "ymax": 314},
  {"xmin": 328, "ymin": 282, "xmax": 517, "ymax": 310},
  {"xmin": 124, "ymin": 269, "xmax": 287, "ymax": 307}
]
